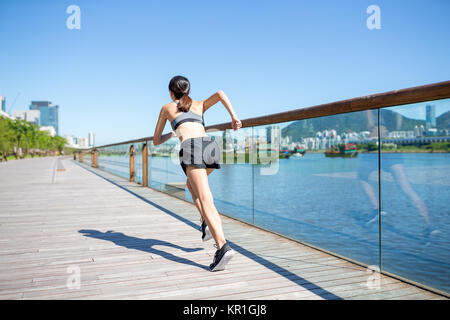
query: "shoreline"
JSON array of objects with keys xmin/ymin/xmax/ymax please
[{"xmin": 305, "ymin": 150, "xmax": 449, "ymax": 154}]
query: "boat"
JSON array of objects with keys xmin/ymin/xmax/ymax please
[
  {"xmin": 324, "ymin": 143, "xmax": 358, "ymax": 158},
  {"xmin": 279, "ymin": 148, "xmax": 291, "ymax": 159},
  {"xmin": 292, "ymin": 145, "xmax": 306, "ymax": 157}
]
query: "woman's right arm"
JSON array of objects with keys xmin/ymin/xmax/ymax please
[
  {"xmin": 203, "ymin": 91, "xmax": 242, "ymax": 131},
  {"xmin": 153, "ymin": 106, "xmax": 175, "ymax": 145}
]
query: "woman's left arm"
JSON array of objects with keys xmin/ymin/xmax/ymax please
[{"xmin": 153, "ymin": 106, "xmax": 175, "ymax": 146}]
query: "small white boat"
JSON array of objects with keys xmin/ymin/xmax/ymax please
[{"xmin": 291, "ymin": 152, "xmax": 304, "ymax": 158}]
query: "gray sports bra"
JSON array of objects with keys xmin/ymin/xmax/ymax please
[{"xmin": 170, "ymin": 110, "xmax": 205, "ymax": 130}]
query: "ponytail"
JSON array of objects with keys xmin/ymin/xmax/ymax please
[
  {"xmin": 169, "ymin": 75, "xmax": 192, "ymax": 112},
  {"xmin": 177, "ymin": 93, "xmax": 192, "ymax": 112}
]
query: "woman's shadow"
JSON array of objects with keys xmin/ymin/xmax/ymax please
[{"xmin": 79, "ymin": 229, "xmax": 208, "ymax": 270}]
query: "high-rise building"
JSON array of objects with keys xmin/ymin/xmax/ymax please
[
  {"xmin": 414, "ymin": 125, "xmax": 421, "ymax": 137},
  {"xmin": 29, "ymin": 101, "xmax": 59, "ymax": 135},
  {"xmin": 266, "ymin": 126, "xmax": 272, "ymax": 143},
  {"xmin": 12, "ymin": 110, "xmax": 40, "ymax": 125},
  {"xmin": 78, "ymin": 137, "xmax": 88, "ymax": 148},
  {"xmin": 26, "ymin": 110, "xmax": 40, "ymax": 125},
  {"xmin": 88, "ymin": 132, "xmax": 95, "ymax": 147},
  {"xmin": 0, "ymin": 96, "xmax": 5, "ymax": 112},
  {"xmin": 426, "ymin": 104, "xmax": 436, "ymax": 129},
  {"xmin": 64, "ymin": 135, "xmax": 75, "ymax": 147},
  {"xmin": 40, "ymin": 126, "xmax": 56, "ymax": 137}
]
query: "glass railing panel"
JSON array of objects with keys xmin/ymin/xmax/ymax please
[
  {"xmin": 97, "ymin": 143, "xmax": 130, "ymax": 180},
  {"xmin": 134, "ymin": 142, "xmax": 144, "ymax": 184},
  {"xmin": 205, "ymin": 127, "xmax": 255, "ymax": 224},
  {"xmin": 83, "ymin": 152, "xmax": 92, "ymax": 166},
  {"xmin": 148, "ymin": 138, "xmax": 185, "ymax": 198},
  {"xmin": 380, "ymin": 99, "xmax": 450, "ymax": 293},
  {"xmin": 165, "ymin": 137, "xmax": 188, "ymax": 200},
  {"xmin": 253, "ymin": 111, "xmax": 381, "ymax": 267}
]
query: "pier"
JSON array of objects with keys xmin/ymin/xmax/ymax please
[{"xmin": 0, "ymin": 157, "xmax": 446, "ymax": 300}]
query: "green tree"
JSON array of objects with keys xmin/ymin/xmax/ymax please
[
  {"xmin": 0, "ymin": 116, "xmax": 69, "ymax": 159},
  {"xmin": 53, "ymin": 135, "xmax": 66, "ymax": 154},
  {"xmin": 7, "ymin": 119, "xmax": 31, "ymax": 158},
  {"xmin": 0, "ymin": 118, "xmax": 15, "ymax": 160}
]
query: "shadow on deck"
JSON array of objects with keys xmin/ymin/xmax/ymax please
[{"xmin": 80, "ymin": 166, "xmax": 343, "ymax": 300}]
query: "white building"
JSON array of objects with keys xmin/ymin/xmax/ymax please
[
  {"xmin": 420, "ymin": 125, "xmax": 425, "ymax": 135},
  {"xmin": 13, "ymin": 110, "xmax": 26, "ymax": 120},
  {"xmin": 78, "ymin": 137, "xmax": 88, "ymax": 148},
  {"xmin": 40, "ymin": 126, "xmax": 56, "ymax": 137},
  {"xmin": 65, "ymin": 134, "xmax": 94, "ymax": 149},
  {"xmin": 388, "ymin": 131, "xmax": 415, "ymax": 139},
  {"xmin": 414, "ymin": 125, "xmax": 421, "ymax": 137},
  {"xmin": 0, "ymin": 110, "xmax": 14, "ymax": 120},
  {"xmin": 12, "ymin": 110, "xmax": 41, "ymax": 125},
  {"xmin": 26, "ymin": 110, "xmax": 40, "ymax": 125},
  {"xmin": 65, "ymin": 135, "xmax": 75, "ymax": 147},
  {"xmin": 329, "ymin": 129, "xmax": 337, "ymax": 138},
  {"xmin": 359, "ymin": 131, "xmax": 371, "ymax": 139},
  {"xmin": 88, "ymin": 131, "xmax": 95, "ymax": 147}
]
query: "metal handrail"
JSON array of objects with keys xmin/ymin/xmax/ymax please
[{"xmin": 91, "ymin": 80, "xmax": 450, "ymax": 149}]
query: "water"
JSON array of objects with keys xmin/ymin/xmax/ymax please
[
  {"xmin": 203, "ymin": 153, "xmax": 449, "ymax": 293},
  {"xmin": 98, "ymin": 152, "xmax": 450, "ymax": 293}
]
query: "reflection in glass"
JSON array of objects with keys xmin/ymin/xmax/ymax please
[
  {"xmin": 148, "ymin": 138, "xmax": 185, "ymax": 198},
  {"xmin": 254, "ymin": 112, "xmax": 380, "ymax": 267},
  {"xmin": 204, "ymin": 128, "xmax": 254, "ymax": 224},
  {"xmin": 380, "ymin": 99, "xmax": 450, "ymax": 293},
  {"xmin": 134, "ymin": 142, "xmax": 144, "ymax": 184},
  {"xmin": 97, "ymin": 144, "xmax": 131, "ymax": 180},
  {"xmin": 83, "ymin": 152, "xmax": 92, "ymax": 166}
]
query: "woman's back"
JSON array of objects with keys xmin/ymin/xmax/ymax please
[
  {"xmin": 152, "ymin": 75, "xmax": 239, "ymax": 272},
  {"xmin": 166, "ymin": 100, "xmax": 207, "ymax": 143}
]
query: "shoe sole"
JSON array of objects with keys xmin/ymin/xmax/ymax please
[
  {"xmin": 202, "ymin": 226, "xmax": 213, "ymax": 242},
  {"xmin": 210, "ymin": 249, "xmax": 235, "ymax": 272}
]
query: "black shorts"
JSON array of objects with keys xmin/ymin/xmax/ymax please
[{"xmin": 179, "ymin": 136, "xmax": 221, "ymax": 175}]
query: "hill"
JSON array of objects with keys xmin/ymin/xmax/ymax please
[
  {"xmin": 437, "ymin": 110, "xmax": 450, "ymax": 129},
  {"xmin": 281, "ymin": 109, "xmax": 427, "ymax": 140}
]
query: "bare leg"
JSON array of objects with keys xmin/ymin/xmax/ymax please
[
  {"xmin": 360, "ymin": 180, "xmax": 378, "ymax": 210},
  {"xmin": 390, "ymin": 164, "xmax": 430, "ymax": 225},
  {"xmin": 186, "ymin": 168, "xmax": 215, "ymax": 222},
  {"xmin": 186, "ymin": 166, "xmax": 226, "ymax": 249},
  {"xmin": 186, "ymin": 178, "xmax": 205, "ymax": 221}
]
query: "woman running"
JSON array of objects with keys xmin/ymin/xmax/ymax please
[{"xmin": 152, "ymin": 75, "xmax": 242, "ymax": 271}]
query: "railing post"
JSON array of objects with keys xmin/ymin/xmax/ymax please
[
  {"xmin": 129, "ymin": 145, "xmax": 135, "ymax": 182},
  {"xmin": 142, "ymin": 143, "xmax": 148, "ymax": 187},
  {"xmin": 79, "ymin": 152, "xmax": 83, "ymax": 163},
  {"xmin": 91, "ymin": 150, "xmax": 98, "ymax": 168}
]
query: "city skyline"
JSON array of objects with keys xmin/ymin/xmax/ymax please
[{"xmin": 1, "ymin": 94, "xmax": 448, "ymax": 148}]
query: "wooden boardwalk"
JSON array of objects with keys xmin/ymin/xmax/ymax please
[{"xmin": 0, "ymin": 157, "xmax": 446, "ymax": 300}]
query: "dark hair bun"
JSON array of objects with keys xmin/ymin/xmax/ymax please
[{"xmin": 169, "ymin": 75, "xmax": 192, "ymax": 112}]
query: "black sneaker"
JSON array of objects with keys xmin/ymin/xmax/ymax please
[
  {"xmin": 201, "ymin": 220, "xmax": 213, "ymax": 242},
  {"xmin": 209, "ymin": 242, "xmax": 234, "ymax": 272}
]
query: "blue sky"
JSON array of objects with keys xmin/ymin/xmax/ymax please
[{"xmin": 1, "ymin": 0, "xmax": 449, "ymax": 146}]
